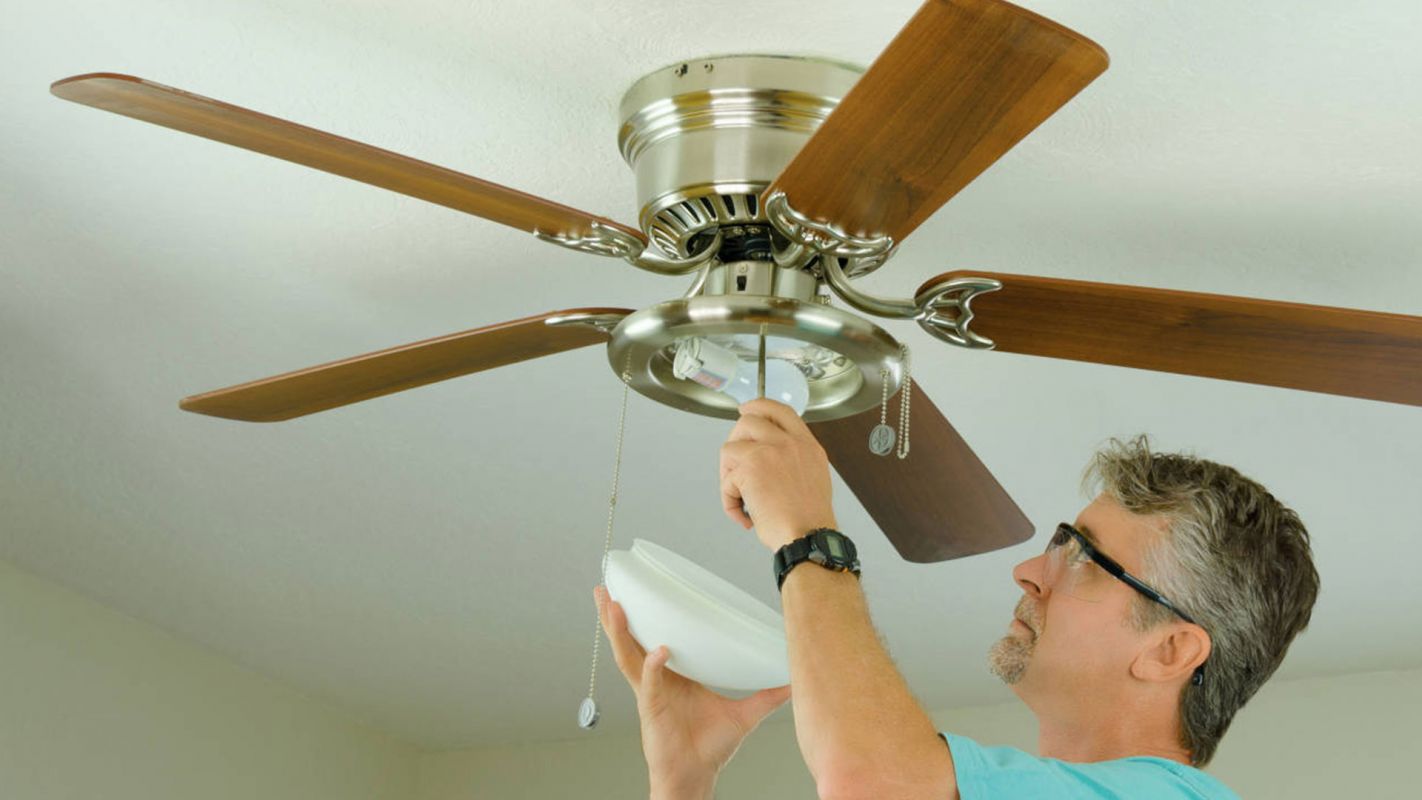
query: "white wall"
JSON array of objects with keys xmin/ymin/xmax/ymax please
[
  {"xmin": 417, "ymin": 667, "xmax": 1422, "ymax": 799},
  {"xmin": 0, "ymin": 559, "xmax": 419, "ymax": 800},
  {"xmin": 8, "ymin": 548, "xmax": 1418, "ymax": 800}
]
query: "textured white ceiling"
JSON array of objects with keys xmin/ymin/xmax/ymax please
[{"xmin": 2, "ymin": 0, "xmax": 1419, "ymax": 750}]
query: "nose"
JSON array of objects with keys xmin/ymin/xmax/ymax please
[{"xmin": 1013, "ymin": 551, "xmax": 1048, "ymax": 600}]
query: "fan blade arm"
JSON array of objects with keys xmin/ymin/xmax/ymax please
[
  {"xmin": 50, "ymin": 73, "xmax": 645, "ymax": 243},
  {"xmin": 809, "ymin": 380, "xmax": 1034, "ymax": 562},
  {"xmin": 929, "ymin": 270, "xmax": 1422, "ymax": 407},
  {"xmin": 180, "ymin": 308, "xmax": 630, "ymax": 422}
]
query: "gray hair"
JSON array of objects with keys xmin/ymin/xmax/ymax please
[{"xmin": 1083, "ymin": 435, "xmax": 1320, "ymax": 766}]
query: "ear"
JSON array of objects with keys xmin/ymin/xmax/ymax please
[{"xmin": 1130, "ymin": 623, "xmax": 1211, "ymax": 686}]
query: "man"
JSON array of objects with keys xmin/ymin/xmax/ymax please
[{"xmin": 595, "ymin": 399, "xmax": 1319, "ymax": 799}]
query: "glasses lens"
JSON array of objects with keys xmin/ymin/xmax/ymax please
[{"xmin": 1042, "ymin": 525, "xmax": 1108, "ymax": 603}]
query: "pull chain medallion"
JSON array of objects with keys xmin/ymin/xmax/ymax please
[
  {"xmin": 869, "ymin": 345, "xmax": 912, "ymax": 458},
  {"xmin": 869, "ymin": 370, "xmax": 896, "ymax": 456},
  {"xmin": 579, "ymin": 357, "xmax": 634, "ymax": 730}
]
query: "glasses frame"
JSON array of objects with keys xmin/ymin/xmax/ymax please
[{"xmin": 1052, "ymin": 522, "xmax": 1207, "ymax": 686}]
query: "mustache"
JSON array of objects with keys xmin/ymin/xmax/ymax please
[{"xmin": 1014, "ymin": 597, "xmax": 1043, "ymax": 637}]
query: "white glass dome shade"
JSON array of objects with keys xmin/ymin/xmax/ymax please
[{"xmin": 603, "ymin": 539, "xmax": 790, "ymax": 691}]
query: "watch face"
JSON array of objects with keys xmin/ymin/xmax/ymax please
[{"xmin": 825, "ymin": 536, "xmax": 846, "ymax": 559}]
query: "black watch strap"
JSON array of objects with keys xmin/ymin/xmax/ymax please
[{"xmin": 774, "ymin": 528, "xmax": 861, "ymax": 591}]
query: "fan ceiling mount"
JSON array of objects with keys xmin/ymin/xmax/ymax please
[
  {"xmin": 50, "ymin": 0, "xmax": 1422, "ymax": 565},
  {"xmin": 611, "ymin": 54, "xmax": 866, "ymax": 263}
]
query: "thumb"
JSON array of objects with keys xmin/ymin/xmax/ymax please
[
  {"xmin": 640, "ymin": 645, "xmax": 671, "ymax": 707},
  {"xmin": 735, "ymin": 684, "xmax": 791, "ymax": 727}
]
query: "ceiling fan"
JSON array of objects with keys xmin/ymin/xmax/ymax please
[{"xmin": 51, "ymin": 0, "xmax": 1422, "ymax": 564}]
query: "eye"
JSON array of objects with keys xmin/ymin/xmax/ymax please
[
  {"xmin": 1065, "ymin": 539, "xmax": 1092, "ymax": 566},
  {"xmin": 1050, "ymin": 525, "xmax": 1072, "ymax": 548}
]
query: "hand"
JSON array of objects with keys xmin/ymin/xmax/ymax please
[
  {"xmin": 595, "ymin": 586, "xmax": 790, "ymax": 798},
  {"xmin": 719, "ymin": 398, "xmax": 837, "ymax": 551}
]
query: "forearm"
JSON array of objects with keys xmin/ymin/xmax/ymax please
[{"xmin": 780, "ymin": 565, "xmax": 954, "ymax": 797}]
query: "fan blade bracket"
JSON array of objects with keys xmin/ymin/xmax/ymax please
[
  {"xmin": 913, "ymin": 275, "xmax": 1004, "ymax": 349},
  {"xmin": 804, "ymin": 242, "xmax": 1003, "ymax": 351},
  {"xmin": 534, "ymin": 222, "xmax": 722, "ymax": 277},
  {"xmin": 766, "ymin": 189, "xmax": 918, "ymax": 320},
  {"xmin": 543, "ymin": 310, "xmax": 630, "ymax": 337},
  {"xmin": 764, "ymin": 190, "xmax": 897, "ymax": 263}
]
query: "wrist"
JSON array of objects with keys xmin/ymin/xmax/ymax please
[
  {"xmin": 763, "ymin": 518, "xmax": 838, "ymax": 551},
  {"xmin": 774, "ymin": 528, "xmax": 861, "ymax": 591},
  {"xmin": 650, "ymin": 773, "xmax": 716, "ymax": 800}
]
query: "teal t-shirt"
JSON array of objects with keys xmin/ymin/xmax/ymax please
[{"xmin": 943, "ymin": 733, "xmax": 1241, "ymax": 799}]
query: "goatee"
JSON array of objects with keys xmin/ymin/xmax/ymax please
[{"xmin": 988, "ymin": 597, "xmax": 1041, "ymax": 685}]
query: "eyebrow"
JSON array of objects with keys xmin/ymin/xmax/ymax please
[{"xmin": 1074, "ymin": 523, "xmax": 1102, "ymax": 547}]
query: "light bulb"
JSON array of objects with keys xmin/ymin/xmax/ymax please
[{"xmin": 673, "ymin": 338, "xmax": 810, "ymax": 415}]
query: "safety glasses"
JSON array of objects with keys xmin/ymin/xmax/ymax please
[{"xmin": 1043, "ymin": 522, "xmax": 1206, "ymax": 685}]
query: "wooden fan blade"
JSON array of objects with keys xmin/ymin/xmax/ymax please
[
  {"xmin": 50, "ymin": 73, "xmax": 644, "ymax": 242},
  {"xmin": 766, "ymin": 0, "xmax": 1107, "ymax": 242},
  {"xmin": 927, "ymin": 271, "xmax": 1422, "ymax": 406},
  {"xmin": 180, "ymin": 308, "xmax": 630, "ymax": 422},
  {"xmin": 810, "ymin": 380, "xmax": 1033, "ymax": 562}
]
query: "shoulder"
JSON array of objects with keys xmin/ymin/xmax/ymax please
[{"xmin": 942, "ymin": 734, "xmax": 1240, "ymax": 800}]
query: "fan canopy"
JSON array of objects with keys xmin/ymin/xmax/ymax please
[{"xmin": 618, "ymin": 54, "xmax": 871, "ymax": 270}]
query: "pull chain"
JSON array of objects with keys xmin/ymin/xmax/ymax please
[
  {"xmin": 869, "ymin": 344, "xmax": 912, "ymax": 459},
  {"xmin": 579, "ymin": 357, "xmax": 633, "ymax": 730},
  {"xmin": 895, "ymin": 344, "xmax": 911, "ymax": 459}
]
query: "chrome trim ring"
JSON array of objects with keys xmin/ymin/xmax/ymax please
[{"xmin": 607, "ymin": 295, "xmax": 906, "ymax": 422}]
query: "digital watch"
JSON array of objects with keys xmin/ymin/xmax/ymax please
[{"xmin": 774, "ymin": 528, "xmax": 861, "ymax": 591}]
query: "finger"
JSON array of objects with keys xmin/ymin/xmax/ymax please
[
  {"xmin": 739, "ymin": 398, "xmax": 811, "ymax": 436},
  {"xmin": 594, "ymin": 585, "xmax": 618, "ymax": 637},
  {"xmin": 607, "ymin": 595, "xmax": 648, "ymax": 661},
  {"xmin": 719, "ymin": 439, "xmax": 759, "ymax": 483},
  {"xmin": 595, "ymin": 586, "xmax": 647, "ymax": 685},
  {"xmin": 726, "ymin": 414, "xmax": 787, "ymax": 445},
  {"xmin": 718, "ymin": 441, "xmax": 766, "ymax": 521},
  {"xmin": 720, "ymin": 470, "xmax": 753, "ymax": 529},
  {"xmin": 607, "ymin": 596, "xmax": 647, "ymax": 658},
  {"xmin": 641, "ymin": 645, "xmax": 671, "ymax": 701}
]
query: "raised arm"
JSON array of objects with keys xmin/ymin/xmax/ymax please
[
  {"xmin": 720, "ymin": 399, "xmax": 958, "ymax": 799},
  {"xmin": 779, "ymin": 565, "xmax": 956, "ymax": 799}
]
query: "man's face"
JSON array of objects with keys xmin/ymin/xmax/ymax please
[{"xmin": 989, "ymin": 494, "xmax": 1168, "ymax": 709}]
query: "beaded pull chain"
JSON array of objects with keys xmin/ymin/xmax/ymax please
[
  {"xmin": 578, "ymin": 357, "xmax": 634, "ymax": 731},
  {"xmin": 869, "ymin": 344, "xmax": 912, "ymax": 459}
]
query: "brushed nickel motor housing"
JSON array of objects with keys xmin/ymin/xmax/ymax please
[
  {"xmin": 618, "ymin": 55, "xmax": 864, "ymax": 260},
  {"xmin": 607, "ymin": 295, "xmax": 906, "ymax": 423}
]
